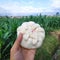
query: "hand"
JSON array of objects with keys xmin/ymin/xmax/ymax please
[{"xmin": 10, "ymin": 33, "xmax": 36, "ymax": 60}]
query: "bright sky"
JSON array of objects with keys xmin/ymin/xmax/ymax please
[{"xmin": 0, "ymin": 0, "xmax": 60, "ymax": 14}]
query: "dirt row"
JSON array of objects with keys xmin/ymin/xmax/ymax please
[{"xmin": 50, "ymin": 31, "xmax": 60, "ymax": 60}]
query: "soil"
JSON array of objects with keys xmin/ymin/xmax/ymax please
[{"xmin": 50, "ymin": 31, "xmax": 60, "ymax": 41}]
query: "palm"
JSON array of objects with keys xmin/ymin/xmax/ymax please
[
  {"xmin": 21, "ymin": 48, "xmax": 36, "ymax": 60},
  {"xmin": 18, "ymin": 46, "xmax": 36, "ymax": 60}
]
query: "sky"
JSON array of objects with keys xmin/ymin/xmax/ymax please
[{"xmin": 0, "ymin": 0, "xmax": 60, "ymax": 14}]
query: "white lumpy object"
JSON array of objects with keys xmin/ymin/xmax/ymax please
[{"xmin": 17, "ymin": 21, "xmax": 45, "ymax": 49}]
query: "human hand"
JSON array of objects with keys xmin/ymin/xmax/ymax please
[{"xmin": 10, "ymin": 33, "xmax": 36, "ymax": 60}]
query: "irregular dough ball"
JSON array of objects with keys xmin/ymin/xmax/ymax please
[{"xmin": 17, "ymin": 21, "xmax": 45, "ymax": 49}]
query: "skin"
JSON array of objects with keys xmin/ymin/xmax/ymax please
[{"xmin": 10, "ymin": 33, "xmax": 36, "ymax": 60}]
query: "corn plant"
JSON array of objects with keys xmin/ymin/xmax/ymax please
[{"xmin": 0, "ymin": 15, "xmax": 60, "ymax": 60}]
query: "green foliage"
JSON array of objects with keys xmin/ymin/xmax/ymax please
[
  {"xmin": 0, "ymin": 15, "xmax": 60, "ymax": 60},
  {"xmin": 35, "ymin": 35, "xmax": 59, "ymax": 60}
]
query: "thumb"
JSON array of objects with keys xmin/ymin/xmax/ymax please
[
  {"xmin": 10, "ymin": 33, "xmax": 23, "ymax": 60},
  {"xmin": 15, "ymin": 33, "xmax": 23, "ymax": 45},
  {"xmin": 13, "ymin": 33, "xmax": 23, "ymax": 49}
]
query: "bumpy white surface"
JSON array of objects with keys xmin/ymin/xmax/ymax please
[{"xmin": 17, "ymin": 21, "xmax": 45, "ymax": 49}]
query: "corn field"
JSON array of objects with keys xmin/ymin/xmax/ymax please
[{"xmin": 0, "ymin": 15, "xmax": 60, "ymax": 60}]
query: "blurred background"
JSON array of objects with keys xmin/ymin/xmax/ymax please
[{"xmin": 0, "ymin": 0, "xmax": 60, "ymax": 60}]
